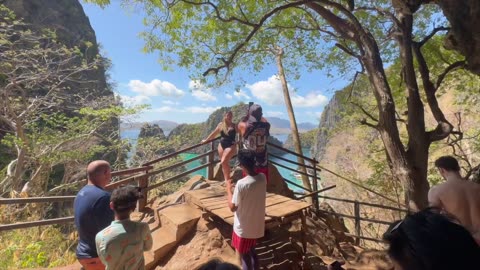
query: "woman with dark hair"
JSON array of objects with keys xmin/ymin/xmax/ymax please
[
  {"xmin": 202, "ymin": 111, "xmax": 237, "ymax": 182},
  {"xmin": 384, "ymin": 208, "xmax": 480, "ymax": 270}
]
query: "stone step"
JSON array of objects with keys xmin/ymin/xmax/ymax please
[
  {"xmin": 158, "ymin": 203, "xmax": 202, "ymax": 240},
  {"xmin": 144, "ymin": 226, "xmax": 177, "ymax": 270}
]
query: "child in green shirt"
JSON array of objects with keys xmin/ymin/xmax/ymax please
[{"xmin": 95, "ymin": 186, "xmax": 152, "ymax": 270}]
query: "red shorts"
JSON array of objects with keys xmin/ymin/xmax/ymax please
[
  {"xmin": 242, "ymin": 167, "xmax": 269, "ymax": 183},
  {"xmin": 232, "ymin": 230, "xmax": 257, "ymax": 254}
]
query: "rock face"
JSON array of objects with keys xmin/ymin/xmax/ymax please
[
  {"xmin": 312, "ymin": 92, "xmax": 345, "ymax": 161},
  {"xmin": 3, "ymin": 0, "xmax": 110, "ymax": 95},
  {"xmin": 436, "ymin": 0, "xmax": 480, "ymax": 74}
]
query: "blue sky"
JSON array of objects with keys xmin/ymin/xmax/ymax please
[{"xmin": 82, "ymin": 2, "xmax": 349, "ymax": 124}]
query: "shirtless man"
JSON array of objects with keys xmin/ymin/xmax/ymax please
[{"xmin": 428, "ymin": 156, "xmax": 480, "ymax": 244}]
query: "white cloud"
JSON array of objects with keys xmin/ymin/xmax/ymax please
[
  {"xmin": 291, "ymin": 93, "xmax": 329, "ymax": 107},
  {"xmin": 233, "ymin": 90, "xmax": 250, "ymax": 100},
  {"xmin": 192, "ymin": 90, "xmax": 217, "ymax": 101},
  {"xmin": 225, "ymin": 93, "xmax": 233, "ymax": 100},
  {"xmin": 189, "ymin": 80, "xmax": 217, "ymax": 101},
  {"xmin": 185, "ymin": 106, "xmax": 220, "ymax": 114},
  {"xmin": 152, "ymin": 106, "xmax": 181, "ymax": 113},
  {"xmin": 119, "ymin": 95, "xmax": 151, "ymax": 106},
  {"xmin": 264, "ymin": 111, "xmax": 284, "ymax": 117},
  {"xmin": 246, "ymin": 75, "xmax": 284, "ymax": 105},
  {"xmin": 162, "ymin": 100, "xmax": 179, "ymax": 105},
  {"xmin": 128, "ymin": 79, "xmax": 184, "ymax": 97},
  {"xmin": 247, "ymin": 75, "xmax": 328, "ymax": 107},
  {"xmin": 151, "ymin": 106, "xmax": 220, "ymax": 114}
]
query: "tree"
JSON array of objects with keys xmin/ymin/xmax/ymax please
[
  {"xmin": 0, "ymin": 5, "xmax": 135, "ymax": 195},
  {"xmin": 89, "ymin": 0, "xmax": 478, "ymax": 210}
]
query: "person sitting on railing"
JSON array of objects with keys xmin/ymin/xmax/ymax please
[
  {"xmin": 74, "ymin": 160, "xmax": 114, "ymax": 270},
  {"xmin": 95, "ymin": 185, "xmax": 152, "ymax": 270},
  {"xmin": 202, "ymin": 110, "xmax": 238, "ymax": 182},
  {"xmin": 226, "ymin": 149, "xmax": 267, "ymax": 270},
  {"xmin": 383, "ymin": 208, "xmax": 480, "ymax": 270},
  {"xmin": 238, "ymin": 103, "xmax": 270, "ymax": 183}
]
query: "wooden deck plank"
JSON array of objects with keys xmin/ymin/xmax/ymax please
[{"xmin": 186, "ymin": 188, "xmax": 310, "ymax": 225}]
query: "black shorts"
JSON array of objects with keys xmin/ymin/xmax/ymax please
[{"xmin": 220, "ymin": 140, "xmax": 235, "ymax": 149}]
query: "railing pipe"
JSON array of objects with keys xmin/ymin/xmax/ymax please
[
  {"xmin": 0, "ymin": 217, "xmax": 74, "ymax": 231},
  {"xmin": 318, "ymin": 195, "xmax": 408, "ymax": 212},
  {"xmin": 295, "ymin": 185, "xmax": 336, "ymax": 200},
  {"xmin": 267, "ymin": 142, "xmax": 318, "ymax": 165},
  {"xmin": 146, "ymin": 162, "xmax": 213, "ymax": 191},
  {"xmin": 143, "ymin": 137, "xmax": 219, "ymax": 166},
  {"xmin": 207, "ymin": 140, "xmax": 215, "ymax": 180},
  {"xmin": 354, "ymin": 201, "xmax": 361, "ymax": 245},
  {"xmin": 111, "ymin": 166, "xmax": 153, "ymax": 177},
  {"xmin": 0, "ymin": 196, "xmax": 76, "ymax": 205},
  {"xmin": 269, "ymin": 160, "xmax": 316, "ymax": 178},
  {"xmin": 312, "ymin": 158, "xmax": 319, "ymax": 210},
  {"xmin": 137, "ymin": 170, "xmax": 149, "ymax": 211},
  {"xmin": 282, "ymin": 178, "xmax": 312, "ymax": 193},
  {"xmin": 144, "ymin": 150, "xmax": 214, "ymax": 178},
  {"xmin": 268, "ymin": 153, "xmax": 316, "ymax": 170}
]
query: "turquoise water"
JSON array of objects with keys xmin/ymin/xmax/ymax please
[
  {"xmin": 180, "ymin": 153, "xmax": 208, "ymax": 178},
  {"xmin": 180, "ymin": 149, "xmax": 311, "ymax": 193}
]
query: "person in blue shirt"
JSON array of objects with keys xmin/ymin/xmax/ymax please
[{"xmin": 74, "ymin": 160, "xmax": 114, "ymax": 270}]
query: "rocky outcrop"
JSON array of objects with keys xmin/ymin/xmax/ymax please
[
  {"xmin": 283, "ymin": 129, "xmax": 318, "ymax": 151},
  {"xmin": 139, "ymin": 124, "xmax": 166, "ymax": 140}
]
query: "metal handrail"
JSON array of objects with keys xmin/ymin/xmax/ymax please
[
  {"xmin": 267, "ymin": 142, "xmax": 318, "ymax": 165},
  {"xmin": 0, "ymin": 196, "xmax": 76, "ymax": 205},
  {"xmin": 143, "ymin": 137, "xmax": 220, "ymax": 166},
  {"xmin": 318, "ymin": 195, "xmax": 408, "ymax": 212},
  {"xmin": 268, "ymin": 153, "xmax": 317, "ymax": 170}
]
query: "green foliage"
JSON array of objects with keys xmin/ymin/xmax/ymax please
[{"xmin": 0, "ymin": 226, "xmax": 77, "ymax": 269}]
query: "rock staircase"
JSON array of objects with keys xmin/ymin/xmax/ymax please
[{"xmin": 145, "ymin": 203, "xmax": 202, "ymax": 269}]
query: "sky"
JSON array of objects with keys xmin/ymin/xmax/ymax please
[{"xmin": 81, "ymin": 2, "xmax": 350, "ymax": 125}]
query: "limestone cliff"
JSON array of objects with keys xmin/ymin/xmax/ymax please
[
  {"xmin": 3, "ymin": 0, "xmax": 110, "ymax": 96},
  {"xmin": 312, "ymin": 91, "xmax": 346, "ymax": 161}
]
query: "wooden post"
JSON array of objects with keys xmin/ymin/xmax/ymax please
[
  {"xmin": 137, "ymin": 171, "xmax": 149, "ymax": 211},
  {"xmin": 207, "ymin": 140, "xmax": 215, "ymax": 180},
  {"xmin": 354, "ymin": 201, "xmax": 361, "ymax": 245},
  {"xmin": 312, "ymin": 158, "xmax": 319, "ymax": 211},
  {"xmin": 301, "ymin": 210, "xmax": 307, "ymax": 255}
]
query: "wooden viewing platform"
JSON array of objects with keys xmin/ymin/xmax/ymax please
[{"xmin": 184, "ymin": 182, "xmax": 311, "ymax": 252}]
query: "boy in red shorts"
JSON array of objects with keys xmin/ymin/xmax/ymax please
[{"xmin": 226, "ymin": 149, "xmax": 267, "ymax": 270}]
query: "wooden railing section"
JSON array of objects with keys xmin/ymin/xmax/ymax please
[
  {"xmin": 1, "ymin": 138, "xmax": 407, "ymax": 245},
  {"xmin": 0, "ymin": 137, "xmax": 220, "ymax": 231},
  {"xmin": 266, "ymin": 142, "xmax": 408, "ymax": 244},
  {"xmin": 317, "ymin": 195, "xmax": 408, "ymax": 244}
]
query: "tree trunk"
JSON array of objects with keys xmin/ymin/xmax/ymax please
[
  {"xmin": 360, "ymin": 31, "xmax": 428, "ymax": 210},
  {"xmin": 274, "ymin": 47, "xmax": 313, "ymax": 202}
]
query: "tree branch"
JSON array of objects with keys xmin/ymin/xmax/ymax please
[
  {"xmin": 202, "ymin": 0, "xmax": 310, "ymax": 76},
  {"xmin": 435, "ymin": 60, "xmax": 466, "ymax": 89},
  {"xmin": 418, "ymin": 26, "xmax": 449, "ymax": 47},
  {"xmin": 352, "ymin": 102, "xmax": 378, "ymax": 122},
  {"xmin": 359, "ymin": 118, "xmax": 378, "ymax": 129},
  {"xmin": 412, "ymin": 41, "xmax": 453, "ymax": 142}
]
